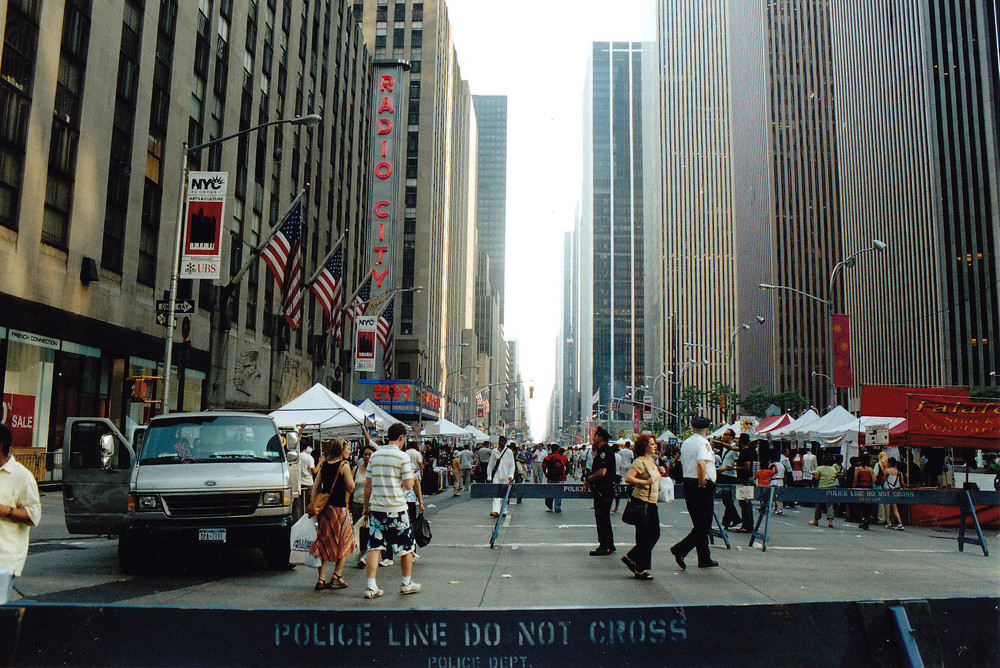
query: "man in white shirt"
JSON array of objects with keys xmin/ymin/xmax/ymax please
[
  {"xmin": 363, "ymin": 422, "xmax": 420, "ymax": 599},
  {"xmin": 488, "ymin": 436, "xmax": 515, "ymax": 517},
  {"xmin": 298, "ymin": 443, "xmax": 315, "ymax": 510},
  {"xmin": 458, "ymin": 444, "xmax": 476, "ymax": 491},
  {"xmin": 0, "ymin": 424, "xmax": 42, "ymax": 584},
  {"xmin": 670, "ymin": 417, "xmax": 718, "ymax": 570},
  {"xmin": 531, "ymin": 445, "xmax": 546, "ymax": 483}
]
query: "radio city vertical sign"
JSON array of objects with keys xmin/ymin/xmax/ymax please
[
  {"xmin": 180, "ymin": 172, "xmax": 228, "ymax": 280},
  {"xmin": 365, "ymin": 62, "xmax": 408, "ymax": 302}
]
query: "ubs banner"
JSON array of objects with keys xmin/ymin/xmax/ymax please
[
  {"xmin": 180, "ymin": 171, "xmax": 228, "ymax": 279},
  {"xmin": 365, "ymin": 62, "xmax": 408, "ymax": 304}
]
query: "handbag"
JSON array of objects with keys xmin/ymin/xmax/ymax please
[
  {"xmin": 412, "ymin": 512, "xmax": 432, "ymax": 547},
  {"xmin": 622, "ymin": 496, "xmax": 650, "ymax": 526},
  {"xmin": 306, "ymin": 460, "xmax": 344, "ymax": 516}
]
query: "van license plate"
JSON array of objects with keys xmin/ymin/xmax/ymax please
[{"xmin": 198, "ymin": 529, "xmax": 226, "ymax": 543}]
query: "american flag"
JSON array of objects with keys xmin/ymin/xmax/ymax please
[
  {"xmin": 377, "ymin": 298, "xmax": 394, "ymax": 377},
  {"xmin": 347, "ymin": 275, "xmax": 373, "ymax": 322},
  {"xmin": 309, "ymin": 242, "xmax": 344, "ymax": 344},
  {"xmin": 262, "ymin": 201, "xmax": 303, "ymax": 330}
]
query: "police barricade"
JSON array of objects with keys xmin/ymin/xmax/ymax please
[
  {"xmin": 2, "ymin": 596, "xmax": 997, "ymax": 666},
  {"xmin": 470, "ymin": 483, "xmax": 999, "ymax": 556}
]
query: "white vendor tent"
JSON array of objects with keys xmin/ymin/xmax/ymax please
[
  {"xmin": 421, "ymin": 418, "xmax": 470, "ymax": 438},
  {"xmin": 708, "ymin": 423, "xmax": 734, "ymax": 439},
  {"xmin": 269, "ymin": 383, "xmax": 368, "ymax": 437},
  {"xmin": 464, "ymin": 425, "xmax": 491, "ymax": 443},
  {"xmin": 357, "ymin": 398, "xmax": 403, "ymax": 430},
  {"xmin": 766, "ymin": 409, "xmax": 820, "ymax": 440},
  {"xmin": 656, "ymin": 429, "xmax": 678, "ymax": 442},
  {"xmin": 794, "ymin": 406, "xmax": 855, "ymax": 442}
]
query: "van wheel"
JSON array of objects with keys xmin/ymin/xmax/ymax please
[
  {"xmin": 262, "ymin": 533, "xmax": 293, "ymax": 570},
  {"xmin": 118, "ymin": 533, "xmax": 152, "ymax": 575}
]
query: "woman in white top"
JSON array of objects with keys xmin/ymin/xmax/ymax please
[{"xmin": 621, "ymin": 435, "xmax": 667, "ymax": 581}]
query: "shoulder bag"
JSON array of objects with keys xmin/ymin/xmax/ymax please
[{"xmin": 306, "ymin": 460, "xmax": 344, "ymax": 516}]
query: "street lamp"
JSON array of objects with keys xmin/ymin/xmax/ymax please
[
  {"xmin": 759, "ymin": 239, "xmax": 887, "ymax": 410},
  {"xmin": 161, "ymin": 114, "xmax": 322, "ymax": 412}
]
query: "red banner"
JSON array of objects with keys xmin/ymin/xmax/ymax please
[
  {"xmin": 906, "ymin": 396, "xmax": 1000, "ymax": 450},
  {"xmin": 2, "ymin": 393, "xmax": 36, "ymax": 449},
  {"xmin": 831, "ymin": 314, "xmax": 853, "ymax": 388},
  {"xmin": 860, "ymin": 385, "xmax": 968, "ymax": 417}
]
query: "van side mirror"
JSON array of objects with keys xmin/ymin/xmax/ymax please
[
  {"xmin": 100, "ymin": 434, "xmax": 116, "ymax": 470},
  {"xmin": 284, "ymin": 432, "xmax": 299, "ymax": 452}
]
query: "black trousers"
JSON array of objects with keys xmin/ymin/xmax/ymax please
[
  {"xmin": 718, "ymin": 478, "xmax": 740, "ymax": 526},
  {"xmin": 672, "ymin": 479, "xmax": 715, "ymax": 564},
  {"xmin": 626, "ymin": 501, "xmax": 660, "ymax": 572},
  {"xmin": 594, "ymin": 495, "xmax": 614, "ymax": 550}
]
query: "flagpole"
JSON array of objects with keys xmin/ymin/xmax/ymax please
[
  {"xmin": 304, "ymin": 232, "xmax": 346, "ymax": 287},
  {"xmin": 345, "ymin": 268, "xmax": 375, "ymax": 305}
]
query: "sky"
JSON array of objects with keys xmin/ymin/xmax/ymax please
[{"xmin": 445, "ymin": 0, "xmax": 645, "ymax": 440}]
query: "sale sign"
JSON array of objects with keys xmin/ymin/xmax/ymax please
[
  {"xmin": 180, "ymin": 171, "xmax": 228, "ymax": 279},
  {"xmin": 2, "ymin": 393, "xmax": 37, "ymax": 449},
  {"xmin": 354, "ymin": 315, "xmax": 378, "ymax": 372},
  {"xmin": 906, "ymin": 395, "xmax": 1000, "ymax": 450}
]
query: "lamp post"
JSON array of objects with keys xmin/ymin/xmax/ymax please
[
  {"xmin": 161, "ymin": 113, "xmax": 322, "ymax": 412},
  {"xmin": 760, "ymin": 238, "xmax": 887, "ymax": 411}
]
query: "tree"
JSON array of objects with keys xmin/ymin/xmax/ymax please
[
  {"xmin": 678, "ymin": 385, "xmax": 706, "ymax": 424},
  {"xmin": 736, "ymin": 385, "xmax": 772, "ymax": 417},
  {"xmin": 971, "ymin": 387, "xmax": 1000, "ymax": 400},
  {"xmin": 773, "ymin": 389, "xmax": 810, "ymax": 414},
  {"xmin": 707, "ymin": 381, "xmax": 737, "ymax": 414}
]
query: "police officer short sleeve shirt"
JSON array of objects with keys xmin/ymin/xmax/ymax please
[
  {"xmin": 591, "ymin": 445, "xmax": 616, "ymax": 495},
  {"xmin": 680, "ymin": 434, "xmax": 716, "ymax": 482}
]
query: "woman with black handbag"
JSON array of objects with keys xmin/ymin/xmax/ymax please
[{"xmin": 620, "ymin": 435, "xmax": 666, "ymax": 581}]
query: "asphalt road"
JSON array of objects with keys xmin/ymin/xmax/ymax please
[{"xmin": 10, "ymin": 487, "xmax": 1000, "ymax": 609}]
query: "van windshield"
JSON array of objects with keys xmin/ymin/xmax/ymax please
[{"xmin": 139, "ymin": 415, "xmax": 283, "ymax": 464}]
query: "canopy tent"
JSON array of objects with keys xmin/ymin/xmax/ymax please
[
  {"xmin": 421, "ymin": 418, "xmax": 470, "ymax": 438},
  {"xmin": 765, "ymin": 409, "xmax": 820, "ymax": 440},
  {"xmin": 795, "ymin": 406, "xmax": 856, "ymax": 443},
  {"xmin": 269, "ymin": 383, "xmax": 369, "ymax": 437},
  {"xmin": 708, "ymin": 423, "xmax": 734, "ymax": 439},
  {"xmin": 356, "ymin": 399, "xmax": 403, "ymax": 431},
  {"xmin": 656, "ymin": 429, "xmax": 678, "ymax": 442},
  {"xmin": 812, "ymin": 416, "xmax": 908, "ymax": 460},
  {"xmin": 754, "ymin": 414, "xmax": 793, "ymax": 437},
  {"xmin": 463, "ymin": 425, "xmax": 491, "ymax": 443}
]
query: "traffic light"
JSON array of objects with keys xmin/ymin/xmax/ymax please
[
  {"xmin": 127, "ymin": 376, "xmax": 163, "ymax": 404},
  {"xmin": 529, "ymin": 385, "xmax": 534, "ymax": 399}
]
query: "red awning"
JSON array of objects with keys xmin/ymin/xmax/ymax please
[{"xmin": 755, "ymin": 414, "xmax": 792, "ymax": 434}]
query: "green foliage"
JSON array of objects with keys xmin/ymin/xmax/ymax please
[
  {"xmin": 736, "ymin": 385, "xmax": 772, "ymax": 416},
  {"xmin": 677, "ymin": 385, "xmax": 705, "ymax": 423},
  {"xmin": 707, "ymin": 381, "xmax": 737, "ymax": 412},
  {"xmin": 971, "ymin": 386, "xmax": 1000, "ymax": 400},
  {"xmin": 736, "ymin": 385, "xmax": 810, "ymax": 417}
]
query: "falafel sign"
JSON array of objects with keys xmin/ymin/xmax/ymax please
[
  {"xmin": 365, "ymin": 62, "xmax": 408, "ymax": 303},
  {"xmin": 180, "ymin": 171, "xmax": 228, "ymax": 279},
  {"xmin": 906, "ymin": 396, "xmax": 1000, "ymax": 450}
]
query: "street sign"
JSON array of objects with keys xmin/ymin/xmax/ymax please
[{"xmin": 155, "ymin": 300, "xmax": 195, "ymax": 314}]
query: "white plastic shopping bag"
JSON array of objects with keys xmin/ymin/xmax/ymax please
[
  {"xmin": 289, "ymin": 514, "xmax": 317, "ymax": 565},
  {"xmin": 658, "ymin": 477, "xmax": 674, "ymax": 503}
]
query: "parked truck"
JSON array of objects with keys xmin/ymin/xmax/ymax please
[{"xmin": 62, "ymin": 412, "xmax": 301, "ymax": 574}]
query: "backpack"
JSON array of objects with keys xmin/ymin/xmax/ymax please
[{"xmin": 546, "ymin": 455, "xmax": 566, "ymax": 481}]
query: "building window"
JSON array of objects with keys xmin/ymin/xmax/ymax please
[
  {"xmin": 410, "ymin": 29, "xmax": 422, "ymax": 48},
  {"xmin": 376, "ymin": 5, "xmax": 387, "ymax": 22},
  {"xmin": 375, "ymin": 34, "xmax": 386, "ymax": 49},
  {"xmin": 413, "ymin": 3, "xmax": 423, "ymax": 21}
]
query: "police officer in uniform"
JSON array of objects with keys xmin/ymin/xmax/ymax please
[{"xmin": 670, "ymin": 416, "xmax": 719, "ymax": 569}]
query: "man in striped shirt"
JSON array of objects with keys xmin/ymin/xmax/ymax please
[{"xmin": 363, "ymin": 422, "xmax": 420, "ymax": 599}]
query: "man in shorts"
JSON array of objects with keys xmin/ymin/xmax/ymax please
[{"xmin": 363, "ymin": 422, "xmax": 420, "ymax": 599}]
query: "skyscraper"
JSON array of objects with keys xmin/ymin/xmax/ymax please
[
  {"xmin": 355, "ymin": 0, "xmax": 480, "ymax": 415},
  {"xmin": 472, "ymin": 95, "xmax": 508, "ymax": 324},
  {"xmin": 581, "ymin": 42, "xmax": 645, "ymax": 423},
  {"xmin": 830, "ymin": 0, "xmax": 1000, "ymax": 393}
]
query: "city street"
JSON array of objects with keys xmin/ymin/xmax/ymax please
[{"xmin": 11, "ymin": 487, "xmax": 999, "ymax": 609}]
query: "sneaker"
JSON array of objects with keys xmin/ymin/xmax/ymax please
[
  {"xmin": 364, "ymin": 587, "xmax": 384, "ymax": 599},
  {"xmin": 894, "ymin": 524, "xmax": 905, "ymax": 531},
  {"xmin": 412, "ymin": 552, "xmax": 420, "ymax": 560},
  {"xmin": 379, "ymin": 558, "xmax": 393, "ymax": 567},
  {"xmin": 400, "ymin": 582, "xmax": 422, "ymax": 595}
]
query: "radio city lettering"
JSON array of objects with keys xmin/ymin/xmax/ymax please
[{"xmin": 366, "ymin": 65, "xmax": 406, "ymax": 295}]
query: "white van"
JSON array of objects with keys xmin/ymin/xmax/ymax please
[{"xmin": 62, "ymin": 412, "xmax": 300, "ymax": 574}]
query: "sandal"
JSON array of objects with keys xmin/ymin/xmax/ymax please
[
  {"xmin": 620, "ymin": 555, "xmax": 637, "ymax": 573},
  {"xmin": 330, "ymin": 574, "xmax": 349, "ymax": 589},
  {"xmin": 634, "ymin": 571, "xmax": 654, "ymax": 581},
  {"xmin": 315, "ymin": 579, "xmax": 330, "ymax": 591}
]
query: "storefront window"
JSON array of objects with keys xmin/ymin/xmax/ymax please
[{"xmin": 3, "ymin": 330, "xmax": 57, "ymax": 451}]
